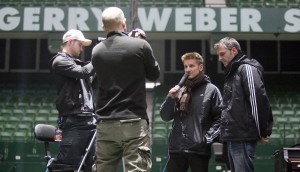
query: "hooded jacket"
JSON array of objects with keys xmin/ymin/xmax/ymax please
[
  {"xmin": 220, "ymin": 51, "xmax": 273, "ymax": 142},
  {"xmin": 50, "ymin": 52, "xmax": 95, "ymax": 116},
  {"xmin": 160, "ymin": 75, "xmax": 222, "ymax": 155}
]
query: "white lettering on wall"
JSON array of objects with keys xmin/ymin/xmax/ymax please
[
  {"xmin": 0, "ymin": 7, "xmax": 20, "ymax": 31},
  {"xmin": 221, "ymin": 8, "xmax": 238, "ymax": 32},
  {"xmin": 240, "ymin": 9, "xmax": 262, "ymax": 32},
  {"xmin": 68, "ymin": 8, "xmax": 89, "ymax": 30},
  {"xmin": 284, "ymin": 9, "xmax": 300, "ymax": 33},
  {"xmin": 0, "ymin": 7, "xmax": 299, "ymax": 33},
  {"xmin": 138, "ymin": 8, "xmax": 172, "ymax": 31},
  {"xmin": 23, "ymin": 7, "xmax": 40, "ymax": 31},
  {"xmin": 175, "ymin": 8, "xmax": 192, "ymax": 31},
  {"xmin": 44, "ymin": 8, "xmax": 65, "ymax": 31},
  {"xmin": 195, "ymin": 8, "xmax": 217, "ymax": 31}
]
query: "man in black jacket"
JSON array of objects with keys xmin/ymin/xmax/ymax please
[
  {"xmin": 160, "ymin": 52, "xmax": 222, "ymax": 172},
  {"xmin": 91, "ymin": 7, "xmax": 160, "ymax": 172},
  {"xmin": 214, "ymin": 37, "xmax": 273, "ymax": 172},
  {"xmin": 49, "ymin": 29, "xmax": 96, "ymax": 172}
]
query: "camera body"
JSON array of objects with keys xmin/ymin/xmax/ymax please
[{"xmin": 97, "ymin": 37, "xmax": 106, "ymax": 44}]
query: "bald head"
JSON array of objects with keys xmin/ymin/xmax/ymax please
[{"xmin": 102, "ymin": 7, "xmax": 127, "ymax": 32}]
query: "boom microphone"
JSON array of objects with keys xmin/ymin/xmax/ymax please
[{"xmin": 177, "ymin": 73, "xmax": 189, "ymax": 88}]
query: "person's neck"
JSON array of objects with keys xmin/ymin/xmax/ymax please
[{"xmin": 62, "ymin": 49, "xmax": 74, "ymax": 58}]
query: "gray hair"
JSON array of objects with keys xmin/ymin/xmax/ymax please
[{"xmin": 214, "ymin": 37, "xmax": 241, "ymax": 51}]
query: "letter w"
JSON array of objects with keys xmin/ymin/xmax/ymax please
[{"xmin": 138, "ymin": 8, "xmax": 172, "ymax": 31}]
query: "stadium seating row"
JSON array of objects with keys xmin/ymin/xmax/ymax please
[{"xmin": 229, "ymin": 0, "xmax": 300, "ymax": 8}]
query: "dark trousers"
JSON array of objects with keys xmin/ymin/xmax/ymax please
[
  {"xmin": 55, "ymin": 115, "xmax": 96, "ymax": 172},
  {"xmin": 164, "ymin": 153, "xmax": 210, "ymax": 172}
]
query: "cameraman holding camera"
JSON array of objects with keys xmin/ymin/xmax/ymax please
[{"xmin": 49, "ymin": 29, "xmax": 96, "ymax": 172}]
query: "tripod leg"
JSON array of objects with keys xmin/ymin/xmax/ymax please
[{"xmin": 77, "ymin": 130, "xmax": 97, "ymax": 172}]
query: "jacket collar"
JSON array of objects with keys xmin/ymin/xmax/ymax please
[
  {"xmin": 224, "ymin": 51, "xmax": 247, "ymax": 78},
  {"xmin": 106, "ymin": 31, "xmax": 128, "ymax": 38}
]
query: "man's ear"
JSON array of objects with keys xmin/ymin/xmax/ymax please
[
  {"xmin": 232, "ymin": 47, "xmax": 238, "ymax": 56},
  {"xmin": 199, "ymin": 64, "xmax": 204, "ymax": 72},
  {"xmin": 102, "ymin": 24, "xmax": 106, "ymax": 31}
]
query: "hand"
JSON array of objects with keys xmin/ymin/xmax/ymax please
[
  {"xmin": 168, "ymin": 85, "xmax": 180, "ymax": 99},
  {"xmin": 259, "ymin": 136, "xmax": 269, "ymax": 144}
]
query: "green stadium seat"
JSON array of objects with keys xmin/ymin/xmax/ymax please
[
  {"xmin": 272, "ymin": 106, "xmax": 282, "ymax": 116},
  {"xmin": 275, "ymin": 116, "xmax": 288, "ymax": 124},
  {"xmin": 5, "ymin": 123, "xmax": 17, "ymax": 132},
  {"xmin": 50, "ymin": 109, "xmax": 59, "ymax": 117},
  {"xmin": 41, "ymin": 102, "xmax": 54, "ymax": 109},
  {"xmin": 0, "ymin": 121, "xmax": 5, "ymax": 132},
  {"xmin": 269, "ymin": 133, "xmax": 282, "ymax": 145},
  {"xmin": 8, "ymin": 116, "xmax": 20, "ymax": 123},
  {"xmin": 152, "ymin": 133, "xmax": 167, "ymax": 144},
  {"xmin": 37, "ymin": 109, "xmax": 51, "ymax": 117},
  {"xmin": 0, "ymin": 131, "xmax": 13, "ymax": 142},
  {"xmin": 16, "ymin": 102, "xmax": 29, "ymax": 110},
  {"xmin": 153, "ymin": 122, "xmax": 168, "ymax": 132},
  {"xmin": 284, "ymin": 133, "xmax": 296, "ymax": 146},
  {"xmin": 0, "ymin": 109, "xmax": 13, "ymax": 117},
  {"xmin": 30, "ymin": 97, "xmax": 42, "ymax": 109},
  {"xmin": 238, "ymin": 0, "xmax": 252, "ymax": 7},
  {"xmin": 21, "ymin": 116, "xmax": 35, "ymax": 123},
  {"xmin": 282, "ymin": 107, "xmax": 295, "ymax": 117},
  {"xmin": 277, "ymin": 123, "xmax": 291, "ymax": 134},
  {"xmin": 48, "ymin": 116, "xmax": 58, "ymax": 124},
  {"xmin": 25, "ymin": 109, "xmax": 38, "ymax": 118},
  {"xmin": 276, "ymin": 0, "xmax": 289, "ymax": 7},
  {"xmin": 264, "ymin": 0, "xmax": 276, "ymax": 7},
  {"xmin": 13, "ymin": 131, "xmax": 28, "ymax": 142},
  {"xmin": 18, "ymin": 122, "xmax": 33, "ymax": 133},
  {"xmin": 288, "ymin": 0, "xmax": 300, "ymax": 7},
  {"xmin": 294, "ymin": 107, "xmax": 300, "ymax": 116},
  {"xmin": 288, "ymin": 117, "xmax": 300, "ymax": 136},
  {"xmin": 35, "ymin": 116, "xmax": 48, "ymax": 124},
  {"xmin": 252, "ymin": 0, "xmax": 264, "ymax": 7},
  {"xmin": 153, "ymin": 115, "xmax": 164, "ymax": 122},
  {"xmin": 13, "ymin": 109, "xmax": 24, "ymax": 117}
]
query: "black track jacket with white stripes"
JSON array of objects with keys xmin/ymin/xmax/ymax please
[
  {"xmin": 220, "ymin": 51, "xmax": 273, "ymax": 142},
  {"xmin": 160, "ymin": 75, "xmax": 222, "ymax": 156}
]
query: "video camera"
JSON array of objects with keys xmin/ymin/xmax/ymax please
[
  {"xmin": 97, "ymin": 37, "xmax": 106, "ymax": 44},
  {"xmin": 97, "ymin": 28, "xmax": 146, "ymax": 44}
]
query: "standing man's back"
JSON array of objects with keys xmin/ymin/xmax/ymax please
[
  {"xmin": 91, "ymin": 7, "xmax": 160, "ymax": 172},
  {"xmin": 92, "ymin": 34, "xmax": 159, "ymax": 120}
]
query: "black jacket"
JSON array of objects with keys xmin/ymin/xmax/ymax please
[
  {"xmin": 220, "ymin": 51, "xmax": 273, "ymax": 142},
  {"xmin": 160, "ymin": 75, "xmax": 222, "ymax": 156},
  {"xmin": 50, "ymin": 52, "xmax": 95, "ymax": 116},
  {"xmin": 91, "ymin": 31, "xmax": 160, "ymax": 121}
]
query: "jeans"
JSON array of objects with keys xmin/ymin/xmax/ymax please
[
  {"xmin": 95, "ymin": 118, "xmax": 151, "ymax": 172},
  {"xmin": 226, "ymin": 141, "xmax": 257, "ymax": 172}
]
